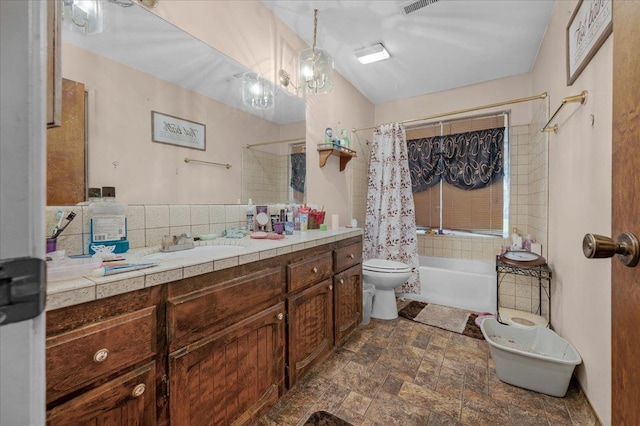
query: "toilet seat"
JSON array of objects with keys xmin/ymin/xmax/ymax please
[{"xmin": 363, "ymin": 259, "xmax": 411, "ymax": 273}]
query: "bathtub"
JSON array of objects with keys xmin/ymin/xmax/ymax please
[{"xmin": 402, "ymin": 256, "xmax": 497, "ymax": 314}]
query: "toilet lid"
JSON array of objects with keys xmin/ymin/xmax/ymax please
[{"xmin": 363, "ymin": 259, "xmax": 411, "ymax": 272}]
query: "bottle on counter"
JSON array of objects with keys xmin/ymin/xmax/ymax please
[
  {"xmin": 246, "ymin": 199, "xmax": 254, "ymax": 231},
  {"xmin": 88, "ymin": 186, "xmax": 129, "ymax": 255}
]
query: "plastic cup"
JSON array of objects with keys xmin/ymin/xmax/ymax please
[{"xmin": 46, "ymin": 237, "xmax": 57, "ymax": 253}]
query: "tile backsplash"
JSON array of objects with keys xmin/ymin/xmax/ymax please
[{"xmin": 46, "ymin": 204, "xmax": 254, "ymax": 257}]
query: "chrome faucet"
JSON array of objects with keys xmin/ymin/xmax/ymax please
[
  {"xmin": 161, "ymin": 233, "xmax": 195, "ymax": 252},
  {"xmin": 176, "ymin": 232, "xmax": 192, "ymax": 245}
]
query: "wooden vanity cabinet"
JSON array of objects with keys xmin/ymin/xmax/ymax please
[
  {"xmin": 286, "ymin": 250, "xmax": 335, "ymax": 388},
  {"xmin": 332, "ymin": 240, "xmax": 363, "ymax": 346},
  {"xmin": 286, "ymin": 278, "xmax": 334, "ymax": 388},
  {"xmin": 166, "ymin": 264, "xmax": 286, "ymax": 426},
  {"xmin": 45, "ymin": 287, "xmax": 162, "ymax": 425},
  {"xmin": 45, "ymin": 235, "xmax": 363, "ymax": 424},
  {"xmin": 333, "ymin": 265, "xmax": 363, "ymax": 346}
]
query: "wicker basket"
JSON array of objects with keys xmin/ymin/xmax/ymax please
[{"xmin": 308, "ymin": 211, "xmax": 325, "ymax": 229}]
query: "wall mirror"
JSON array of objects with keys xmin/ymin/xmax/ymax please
[{"xmin": 49, "ymin": 0, "xmax": 305, "ymax": 206}]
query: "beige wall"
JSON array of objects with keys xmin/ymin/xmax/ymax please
[
  {"xmin": 375, "ymin": 73, "xmax": 536, "ymax": 127},
  {"xmin": 532, "ymin": 1, "xmax": 612, "ymax": 424}
]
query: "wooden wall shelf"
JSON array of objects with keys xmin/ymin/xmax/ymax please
[{"xmin": 317, "ymin": 145, "xmax": 357, "ymax": 171}]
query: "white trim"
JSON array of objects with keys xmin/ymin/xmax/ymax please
[{"xmin": 0, "ymin": 1, "xmax": 47, "ymax": 424}]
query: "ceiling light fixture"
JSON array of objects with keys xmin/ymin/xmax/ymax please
[
  {"xmin": 279, "ymin": 9, "xmax": 334, "ymax": 96},
  {"xmin": 62, "ymin": 0, "xmax": 104, "ymax": 35},
  {"xmin": 355, "ymin": 43, "xmax": 390, "ymax": 65},
  {"xmin": 242, "ymin": 72, "xmax": 275, "ymax": 110}
]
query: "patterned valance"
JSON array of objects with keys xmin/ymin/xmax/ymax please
[{"xmin": 407, "ymin": 127, "xmax": 505, "ymax": 192}]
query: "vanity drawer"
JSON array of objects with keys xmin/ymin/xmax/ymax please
[
  {"xmin": 167, "ymin": 267, "xmax": 284, "ymax": 346},
  {"xmin": 46, "ymin": 306, "xmax": 156, "ymax": 403},
  {"xmin": 334, "ymin": 242, "xmax": 362, "ymax": 272},
  {"xmin": 288, "ymin": 251, "xmax": 333, "ymax": 293}
]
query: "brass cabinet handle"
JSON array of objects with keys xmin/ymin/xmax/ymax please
[
  {"xmin": 339, "ymin": 279, "xmax": 344, "ymax": 284},
  {"xmin": 348, "ymin": 254, "xmax": 355, "ymax": 259},
  {"xmin": 93, "ymin": 348, "xmax": 109, "ymax": 363},
  {"xmin": 277, "ymin": 313, "xmax": 284, "ymax": 321},
  {"xmin": 312, "ymin": 267, "xmax": 318, "ymax": 273},
  {"xmin": 131, "ymin": 383, "xmax": 146, "ymax": 398}
]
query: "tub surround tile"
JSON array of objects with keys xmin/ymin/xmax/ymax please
[{"xmin": 515, "ymin": 297, "xmax": 532, "ymax": 312}]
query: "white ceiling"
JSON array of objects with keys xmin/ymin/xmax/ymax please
[
  {"xmin": 63, "ymin": 1, "xmax": 306, "ymax": 125},
  {"xmin": 262, "ymin": 0, "xmax": 556, "ymax": 105}
]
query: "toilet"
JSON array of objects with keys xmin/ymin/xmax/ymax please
[{"xmin": 363, "ymin": 259, "xmax": 412, "ymax": 320}]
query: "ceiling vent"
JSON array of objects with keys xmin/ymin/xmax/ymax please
[{"xmin": 401, "ymin": 0, "xmax": 440, "ymax": 15}]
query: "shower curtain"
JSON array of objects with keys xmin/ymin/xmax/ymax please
[{"xmin": 364, "ymin": 123, "xmax": 420, "ymax": 294}]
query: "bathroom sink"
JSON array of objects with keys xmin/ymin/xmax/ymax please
[{"xmin": 142, "ymin": 245, "xmax": 246, "ymax": 261}]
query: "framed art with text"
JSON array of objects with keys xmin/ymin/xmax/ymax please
[
  {"xmin": 151, "ymin": 111, "xmax": 206, "ymax": 151},
  {"xmin": 566, "ymin": 0, "xmax": 612, "ymax": 86}
]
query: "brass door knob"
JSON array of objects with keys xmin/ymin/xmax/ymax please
[{"xmin": 583, "ymin": 232, "xmax": 639, "ymax": 267}]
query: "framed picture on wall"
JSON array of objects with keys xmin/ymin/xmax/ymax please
[
  {"xmin": 151, "ymin": 111, "xmax": 206, "ymax": 151},
  {"xmin": 566, "ymin": 0, "xmax": 612, "ymax": 86}
]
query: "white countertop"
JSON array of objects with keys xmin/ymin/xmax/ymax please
[{"xmin": 46, "ymin": 228, "xmax": 363, "ymax": 311}]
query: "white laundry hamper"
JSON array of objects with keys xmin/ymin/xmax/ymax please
[{"xmin": 480, "ymin": 318, "xmax": 582, "ymax": 397}]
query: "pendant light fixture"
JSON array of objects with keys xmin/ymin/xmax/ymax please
[
  {"xmin": 279, "ymin": 9, "xmax": 334, "ymax": 96},
  {"xmin": 62, "ymin": 0, "xmax": 104, "ymax": 35},
  {"xmin": 242, "ymin": 71, "xmax": 275, "ymax": 110}
]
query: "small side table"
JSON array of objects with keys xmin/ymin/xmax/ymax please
[{"xmin": 496, "ymin": 254, "xmax": 552, "ymax": 326}]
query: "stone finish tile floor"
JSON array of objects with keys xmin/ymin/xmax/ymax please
[{"xmin": 259, "ymin": 301, "xmax": 601, "ymax": 426}]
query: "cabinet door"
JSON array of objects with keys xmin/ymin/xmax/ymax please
[
  {"xmin": 47, "ymin": 362, "xmax": 156, "ymax": 426},
  {"xmin": 334, "ymin": 264, "xmax": 363, "ymax": 346},
  {"xmin": 287, "ymin": 279, "xmax": 334, "ymax": 388},
  {"xmin": 169, "ymin": 303, "xmax": 285, "ymax": 426}
]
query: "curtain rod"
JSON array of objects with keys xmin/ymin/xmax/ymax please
[
  {"xmin": 352, "ymin": 92, "xmax": 548, "ymax": 133},
  {"xmin": 245, "ymin": 136, "xmax": 305, "ymax": 149}
]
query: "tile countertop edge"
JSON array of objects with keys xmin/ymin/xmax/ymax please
[{"xmin": 45, "ymin": 228, "xmax": 363, "ymax": 311}]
